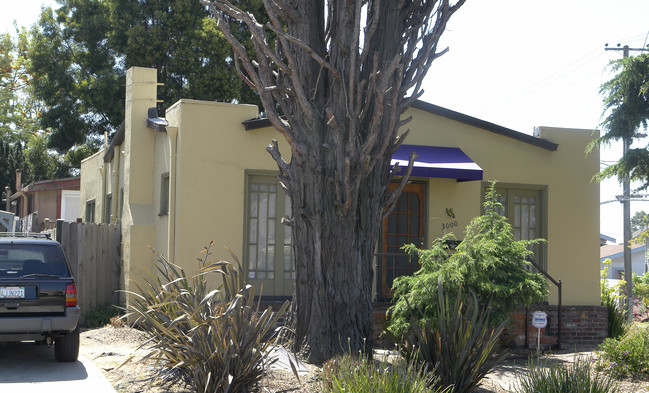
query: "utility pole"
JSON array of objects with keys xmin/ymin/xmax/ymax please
[{"xmin": 604, "ymin": 43, "xmax": 649, "ymax": 322}]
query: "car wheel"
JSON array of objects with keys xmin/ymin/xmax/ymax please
[{"xmin": 55, "ymin": 328, "xmax": 79, "ymax": 362}]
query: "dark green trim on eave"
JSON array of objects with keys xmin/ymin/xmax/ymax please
[
  {"xmin": 411, "ymin": 101, "xmax": 559, "ymax": 151},
  {"xmin": 241, "ymin": 101, "xmax": 560, "ymax": 152}
]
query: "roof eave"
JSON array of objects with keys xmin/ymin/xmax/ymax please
[
  {"xmin": 241, "ymin": 101, "xmax": 560, "ymax": 151},
  {"xmin": 411, "ymin": 101, "xmax": 559, "ymax": 151}
]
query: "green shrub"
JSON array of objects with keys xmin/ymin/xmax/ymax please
[
  {"xmin": 633, "ymin": 298, "xmax": 649, "ymax": 322},
  {"xmin": 633, "ymin": 271, "xmax": 649, "ymax": 307},
  {"xmin": 600, "ymin": 259, "xmax": 628, "ymax": 338},
  {"xmin": 124, "ymin": 243, "xmax": 289, "ymax": 393},
  {"xmin": 84, "ymin": 305, "xmax": 120, "ymax": 328},
  {"xmin": 515, "ymin": 357, "xmax": 618, "ymax": 393},
  {"xmin": 318, "ymin": 351, "xmax": 447, "ymax": 393},
  {"xmin": 595, "ymin": 324, "xmax": 649, "ymax": 378},
  {"xmin": 387, "ymin": 182, "xmax": 548, "ymax": 338},
  {"xmin": 401, "ymin": 281, "xmax": 506, "ymax": 393}
]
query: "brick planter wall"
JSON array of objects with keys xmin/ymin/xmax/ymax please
[
  {"xmin": 506, "ymin": 305, "xmax": 608, "ymax": 349},
  {"xmin": 260, "ymin": 300, "xmax": 608, "ymax": 350},
  {"xmin": 373, "ymin": 303, "xmax": 608, "ymax": 349}
]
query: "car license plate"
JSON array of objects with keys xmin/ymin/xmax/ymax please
[{"xmin": 0, "ymin": 286, "xmax": 25, "ymax": 299}]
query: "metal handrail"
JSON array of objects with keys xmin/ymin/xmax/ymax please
[{"xmin": 528, "ymin": 259, "xmax": 562, "ymax": 349}]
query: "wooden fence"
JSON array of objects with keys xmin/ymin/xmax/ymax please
[{"xmin": 47, "ymin": 220, "xmax": 122, "ymax": 323}]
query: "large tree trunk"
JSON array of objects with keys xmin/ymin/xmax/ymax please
[
  {"xmin": 203, "ymin": 0, "xmax": 466, "ymax": 364},
  {"xmin": 287, "ymin": 151, "xmax": 392, "ymax": 362}
]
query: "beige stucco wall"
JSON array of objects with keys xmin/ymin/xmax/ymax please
[
  {"xmin": 120, "ymin": 67, "xmax": 159, "ymax": 295},
  {"xmin": 80, "ymin": 149, "xmax": 105, "ymax": 222},
  {"xmin": 164, "ymin": 99, "xmax": 290, "ymax": 269},
  {"xmin": 403, "ymin": 108, "xmax": 601, "ymax": 306},
  {"xmin": 152, "ymin": 130, "xmax": 169, "ymax": 259}
]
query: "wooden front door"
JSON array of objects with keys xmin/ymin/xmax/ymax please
[{"xmin": 380, "ymin": 183, "xmax": 426, "ymax": 298}]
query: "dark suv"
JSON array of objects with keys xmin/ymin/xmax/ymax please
[{"xmin": 0, "ymin": 233, "xmax": 80, "ymax": 362}]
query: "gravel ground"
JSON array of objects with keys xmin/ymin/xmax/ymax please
[{"xmin": 80, "ymin": 325, "xmax": 648, "ymax": 393}]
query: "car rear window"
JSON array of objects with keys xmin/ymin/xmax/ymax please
[{"xmin": 0, "ymin": 244, "xmax": 69, "ymax": 277}]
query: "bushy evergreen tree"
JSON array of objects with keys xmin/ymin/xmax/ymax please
[
  {"xmin": 589, "ymin": 53, "xmax": 649, "ymax": 188},
  {"xmin": 387, "ymin": 183, "xmax": 549, "ymax": 337}
]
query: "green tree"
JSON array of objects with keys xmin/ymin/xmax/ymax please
[
  {"xmin": 0, "ymin": 28, "xmax": 42, "ymax": 145},
  {"xmin": 24, "ymin": 132, "xmax": 57, "ymax": 182},
  {"xmin": 1, "ymin": 25, "xmax": 89, "ymax": 180},
  {"xmin": 28, "ymin": 0, "xmax": 265, "ymax": 153},
  {"xmin": 588, "ymin": 53, "xmax": 649, "ymax": 187},
  {"xmin": 0, "ymin": 139, "xmax": 27, "ymax": 201},
  {"xmin": 631, "ymin": 210, "xmax": 649, "ymax": 233},
  {"xmin": 387, "ymin": 183, "xmax": 549, "ymax": 338},
  {"xmin": 22, "ymin": 132, "xmax": 94, "ymax": 181}
]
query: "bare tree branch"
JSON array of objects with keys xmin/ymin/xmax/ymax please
[
  {"xmin": 266, "ymin": 139, "xmax": 291, "ymax": 176},
  {"xmin": 383, "ymin": 151, "xmax": 416, "ymax": 219}
]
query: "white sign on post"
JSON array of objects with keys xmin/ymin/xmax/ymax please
[
  {"xmin": 531, "ymin": 311, "xmax": 548, "ymax": 350},
  {"xmin": 531, "ymin": 311, "xmax": 548, "ymax": 328}
]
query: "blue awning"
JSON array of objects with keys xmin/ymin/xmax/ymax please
[{"xmin": 391, "ymin": 145, "xmax": 483, "ymax": 181}]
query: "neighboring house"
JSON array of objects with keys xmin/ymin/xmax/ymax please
[
  {"xmin": 81, "ymin": 67, "xmax": 600, "ymax": 319},
  {"xmin": 6, "ymin": 171, "xmax": 80, "ymax": 232},
  {"xmin": 600, "ymin": 234, "xmax": 616, "ymax": 246},
  {"xmin": 600, "ymin": 243, "xmax": 648, "ymax": 278}
]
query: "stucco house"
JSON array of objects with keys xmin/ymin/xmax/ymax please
[
  {"xmin": 81, "ymin": 67, "xmax": 602, "ymax": 345},
  {"xmin": 600, "ymin": 242, "xmax": 647, "ymax": 278},
  {"xmin": 6, "ymin": 172, "xmax": 80, "ymax": 232},
  {"xmin": 600, "ymin": 234, "xmax": 616, "ymax": 246}
]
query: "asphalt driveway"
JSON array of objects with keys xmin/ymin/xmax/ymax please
[{"xmin": 0, "ymin": 342, "xmax": 115, "ymax": 392}]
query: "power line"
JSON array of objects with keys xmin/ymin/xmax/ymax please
[
  {"xmin": 486, "ymin": 48, "xmax": 605, "ymax": 108},
  {"xmin": 487, "ymin": 33, "xmax": 649, "ymax": 111}
]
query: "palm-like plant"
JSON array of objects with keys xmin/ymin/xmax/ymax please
[
  {"xmin": 402, "ymin": 281, "xmax": 506, "ymax": 393},
  {"xmin": 124, "ymin": 242, "xmax": 290, "ymax": 392}
]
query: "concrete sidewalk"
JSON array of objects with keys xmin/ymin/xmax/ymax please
[{"xmin": 0, "ymin": 342, "xmax": 115, "ymax": 392}]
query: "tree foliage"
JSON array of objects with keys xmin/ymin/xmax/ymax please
[
  {"xmin": 203, "ymin": 0, "xmax": 466, "ymax": 362},
  {"xmin": 0, "ymin": 28, "xmax": 42, "ymax": 145},
  {"xmin": 387, "ymin": 183, "xmax": 549, "ymax": 338},
  {"xmin": 631, "ymin": 210, "xmax": 649, "ymax": 234},
  {"xmin": 1, "ymin": 25, "xmax": 90, "ymax": 182},
  {"xmin": 28, "ymin": 0, "xmax": 265, "ymax": 152},
  {"xmin": 0, "ymin": 139, "xmax": 27, "ymax": 201},
  {"xmin": 588, "ymin": 53, "xmax": 649, "ymax": 188}
]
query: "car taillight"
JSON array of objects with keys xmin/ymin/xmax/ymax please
[{"xmin": 66, "ymin": 283, "xmax": 77, "ymax": 307}]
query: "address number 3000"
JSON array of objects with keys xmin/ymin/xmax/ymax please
[{"xmin": 441, "ymin": 221, "xmax": 459, "ymax": 230}]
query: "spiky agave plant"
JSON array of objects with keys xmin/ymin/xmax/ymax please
[{"xmin": 124, "ymin": 242, "xmax": 290, "ymax": 392}]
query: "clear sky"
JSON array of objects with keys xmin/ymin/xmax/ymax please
[
  {"xmin": 419, "ymin": 0, "xmax": 649, "ymax": 242},
  {"xmin": 2, "ymin": 0, "xmax": 649, "ymax": 241}
]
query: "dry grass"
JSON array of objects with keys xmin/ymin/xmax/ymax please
[{"xmin": 81, "ymin": 325, "xmax": 649, "ymax": 393}]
